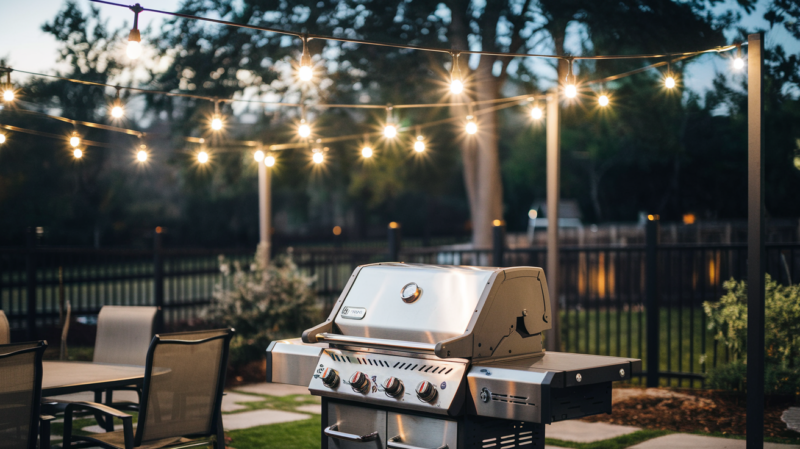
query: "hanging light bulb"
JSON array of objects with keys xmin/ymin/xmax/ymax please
[
  {"xmin": 197, "ymin": 150, "xmax": 209, "ymax": 164},
  {"xmin": 449, "ymin": 52, "xmax": 464, "ymax": 95},
  {"xmin": 210, "ymin": 100, "xmax": 224, "ymax": 131},
  {"xmin": 298, "ymin": 35, "xmax": 314, "ymax": 82},
  {"xmin": 73, "ymin": 148, "xmax": 83, "ymax": 159},
  {"xmin": 126, "ymin": 4, "xmax": 144, "ymax": 60},
  {"xmin": 69, "ymin": 132, "xmax": 81, "ymax": 148},
  {"xmin": 254, "ymin": 149, "xmax": 265, "ymax": 162},
  {"xmin": 598, "ymin": 94, "xmax": 610, "ymax": 107},
  {"xmin": 2, "ymin": 71, "xmax": 14, "ymax": 102},
  {"xmin": 414, "ymin": 130, "xmax": 426, "ymax": 153},
  {"xmin": 298, "ymin": 119, "xmax": 311, "ymax": 138},
  {"xmin": 732, "ymin": 44, "xmax": 745, "ymax": 71},
  {"xmin": 361, "ymin": 146, "xmax": 373, "ymax": 158},
  {"xmin": 664, "ymin": 57, "xmax": 676, "ymax": 89},
  {"xmin": 564, "ymin": 58, "xmax": 577, "ymax": 99},
  {"xmin": 384, "ymin": 106, "xmax": 397, "ymax": 138},
  {"xmin": 465, "ymin": 116, "xmax": 478, "ymax": 135},
  {"xmin": 136, "ymin": 144, "xmax": 148, "ymax": 162},
  {"xmin": 0, "ymin": 133, "xmax": 6, "ymax": 144},
  {"xmin": 110, "ymin": 88, "xmax": 124, "ymax": 119},
  {"xmin": 531, "ymin": 97, "xmax": 543, "ymax": 120},
  {"xmin": 265, "ymin": 153, "xmax": 276, "ymax": 167},
  {"xmin": 312, "ymin": 145, "xmax": 324, "ymax": 164}
]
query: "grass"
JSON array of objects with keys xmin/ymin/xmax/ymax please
[
  {"xmin": 227, "ymin": 417, "xmax": 321, "ymax": 449},
  {"xmin": 222, "ymin": 392, "xmax": 320, "ymax": 414},
  {"xmin": 545, "ymin": 429, "xmax": 673, "ymax": 449}
]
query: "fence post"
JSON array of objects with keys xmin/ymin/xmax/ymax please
[
  {"xmin": 25, "ymin": 228, "xmax": 37, "ymax": 340},
  {"xmin": 153, "ymin": 227, "xmax": 165, "ymax": 333},
  {"xmin": 645, "ymin": 216, "xmax": 660, "ymax": 388},
  {"xmin": 388, "ymin": 222, "xmax": 401, "ymax": 262},
  {"xmin": 492, "ymin": 220, "xmax": 506, "ymax": 267}
]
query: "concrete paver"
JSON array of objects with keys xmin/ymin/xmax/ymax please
[
  {"xmin": 221, "ymin": 409, "xmax": 311, "ymax": 430},
  {"xmin": 222, "ymin": 392, "xmax": 263, "ymax": 412},
  {"xmin": 783, "ymin": 407, "xmax": 800, "ymax": 433},
  {"xmin": 629, "ymin": 434, "xmax": 800, "ymax": 449},
  {"xmin": 545, "ymin": 420, "xmax": 639, "ymax": 443},
  {"xmin": 295, "ymin": 404, "xmax": 322, "ymax": 414},
  {"xmin": 235, "ymin": 382, "xmax": 310, "ymax": 397}
]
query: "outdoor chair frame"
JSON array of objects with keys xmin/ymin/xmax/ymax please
[
  {"xmin": 62, "ymin": 329, "xmax": 234, "ymax": 449},
  {"xmin": 0, "ymin": 340, "xmax": 54, "ymax": 449},
  {"xmin": 0, "ymin": 310, "xmax": 10, "ymax": 345}
]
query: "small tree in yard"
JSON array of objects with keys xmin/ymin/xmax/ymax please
[
  {"xmin": 703, "ymin": 275, "xmax": 800, "ymax": 396},
  {"xmin": 207, "ymin": 245, "xmax": 322, "ymax": 365}
]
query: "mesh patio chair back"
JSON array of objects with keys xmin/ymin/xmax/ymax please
[
  {"xmin": 94, "ymin": 306, "xmax": 158, "ymax": 366},
  {"xmin": 135, "ymin": 329, "xmax": 233, "ymax": 446},
  {"xmin": 0, "ymin": 311, "xmax": 9, "ymax": 345},
  {"xmin": 0, "ymin": 341, "xmax": 47, "ymax": 449}
]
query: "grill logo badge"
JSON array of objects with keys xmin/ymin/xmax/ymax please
[{"xmin": 340, "ymin": 306, "xmax": 367, "ymax": 320}]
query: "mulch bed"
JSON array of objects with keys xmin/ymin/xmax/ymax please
[{"xmin": 581, "ymin": 388, "xmax": 799, "ymax": 440}]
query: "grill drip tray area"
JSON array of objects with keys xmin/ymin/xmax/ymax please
[{"xmin": 323, "ymin": 399, "xmax": 544, "ymax": 449}]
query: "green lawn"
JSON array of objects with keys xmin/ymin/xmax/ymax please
[{"xmin": 228, "ymin": 417, "xmax": 321, "ymax": 449}]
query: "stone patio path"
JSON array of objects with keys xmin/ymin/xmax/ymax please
[
  {"xmin": 546, "ymin": 420, "xmax": 640, "ymax": 443},
  {"xmin": 628, "ymin": 434, "xmax": 800, "ymax": 449},
  {"xmin": 784, "ymin": 407, "xmax": 800, "ymax": 433}
]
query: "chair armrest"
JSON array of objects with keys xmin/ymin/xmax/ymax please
[
  {"xmin": 65, "ymin": 401, "xmax": 132, "ymax": 420},
  {"xmin": 40, "ymin": 415, "xmax": 56, "ymax": 422},
  {"xmin": 40, "ymin": 415, "xmax": 55, "ymax": 449}
]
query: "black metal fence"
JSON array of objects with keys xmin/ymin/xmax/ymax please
[{"xmin": 2, "ymin": 225, "xmax": 798, "ymax": 387}]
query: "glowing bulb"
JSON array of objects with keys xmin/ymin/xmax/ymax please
[
  {"xmin": 73, "ymin": 148, "xmax": 83, "ymax": 159},
  {"xmin": 414, "ymin": 136, "xmax": 425, "ymax": 153},
  {"xmin": 265, "ymin": 155, "xmax": 276, "ymax": 167},
  {"xmin": 665, "ymin": 76, "xmax": 676, "ymax": 89},
  {"xmin": 361, "ymin": 146, "xmax": 373, "ymax": 158},
  {"xmin": 211, "ymin": 116, "xmax": 223, "ymax": 131},
  {"xmin": 312, "ymin": 152, "xmax": 324, "ymax": 164},
  {"xmin": 733, "ymin": 57, "xmax": 745, "ymax": 71},
  {"xmin": 450, "ymin": 79, "xmax": 464, "ymax": 95},
  {"xmin": 565, "ymin": 84, "xmax": 577, "ymax": 98},
  {"xmin": 598, "ymin": 95, "xmax": 609, "ymax": 107},
  {"xmin": 384, "ymin": 124, "xmax": 397, "ymax": 139},
  {"xmin": 465, "ymin": 116, "xmax": 478, "ymax": 135},
  {"xmin": 70, "ymin": 135, "xmax": 81, "ymax": 148},
  {"xmin": 0, "ymin": 133, "xmax": 5, "ymax": 144},
  {"xmin": 254, "ymin": 150, "xmax": 265, "ymax": 162},
  {"xmin": 111, "ymin": 105, "xmax": 124, "ymax": 119},
  {"xmin": 298, "ymin": 65, "xmax": 313, "ymax": 82},
  {"xmin": 2, "ymin": 89, "xmax": 14, "ymax": 102},
  {"xmin": 298, "ymin": 121, "xmax": 311, "ymax": 138},
  {"xmin": 197, "ymin": 151, "xmax": 209, "ymax": 164},
  {"xmin": 531, "ymin": 107, "xmax": 543, "ymax": 120},
  {"xmin": 137, "ymin": 150, "xmax": 148, "ymax": 162},
  {"xmin": 126, "ymin": 40, "xmax": 142, "ymax": 60}
]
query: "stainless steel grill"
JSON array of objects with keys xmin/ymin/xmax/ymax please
[{"xmin": 267, "ymin": 263, "xmax": 640, "ymax": 448}]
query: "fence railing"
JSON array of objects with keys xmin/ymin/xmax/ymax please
[{"xmin": 2, "ymin": 225, "xmax": 798, "ymax": 387}]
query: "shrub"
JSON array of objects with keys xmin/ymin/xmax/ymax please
[
  {"xmin": 703, "ymin": 274, "xmax": 800, "ymax": 395},
  {"xmin": 206, "ymin": 245, "xmax": 322, "ymax": 366}
]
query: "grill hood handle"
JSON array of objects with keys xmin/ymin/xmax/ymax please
[
  {"xmin": 324, "ymin": 424, "xmax": 379, "ymax": 442},
  {"xmin": 389, "ymin": 436, "xmax": 448, "ymax": 449},
  {"xmin": 315, "ymin": 333, "xmax": 437, "ymax": 353}
]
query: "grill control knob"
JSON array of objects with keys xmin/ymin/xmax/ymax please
[
  {"xmin": 350, "ymin": 371, "xmax": 370, "ymax": 394},
  {"xmin": 382, "ymin": 377, "xmax": 404, "ymax": 398},
  {"xmin": 321, "ymin": 368, "xmax": 340, "ymax": 388},
  {"xmin": 416, "ymin": 380, "xmax": 437, "ymax": 403}
]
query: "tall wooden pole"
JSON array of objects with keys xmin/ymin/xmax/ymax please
[
  {"xmin": 258, "ymin": 156, "xmax": 272, "ymax": 268},
  {"xmin": 545, "ymin": 88, "xmax": 561, "ymax": 352},
  {"xmin": 746, "ymin": 32, "xmax": 765, "ymax": 449}
]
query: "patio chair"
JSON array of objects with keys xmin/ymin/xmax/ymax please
[
  {"xmin": 62, "ymin": 328, "xmax": 234, "ymax": 449},
  {"xmin": 0, "ymin": 310, "xmax": 10, "ymax": 344},
  {"xmin": 0, "ymin": 341, "xmax": 54, "ymax": 449}
]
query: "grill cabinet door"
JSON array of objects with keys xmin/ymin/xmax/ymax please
[
  {"xmin": 387, "ymin": 412, "xmax": 457, "ymax": 449},
  {"xmin": 326, "ymin": 402, "xmax": 386, "ymax": 449}
]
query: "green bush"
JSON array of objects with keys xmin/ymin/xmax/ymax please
[
  {"xmin": 703, "ymin": 274, "xmax": 800, "ymax": 395},
  {"xmin": 207, "ymin": 245, "xmax": 322, "ymax": 366}
]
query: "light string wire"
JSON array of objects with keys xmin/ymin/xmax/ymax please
[{"xmin": 89, "ymin": 0, "xmax": 741, "ymax": 62}]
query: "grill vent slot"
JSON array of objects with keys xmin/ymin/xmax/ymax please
[{"xmin": 490, "ymin": 393, "xmax": 536, "ymax": 407}]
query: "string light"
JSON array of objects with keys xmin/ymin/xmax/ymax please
[
  {"xmin": 210, "ymin": 100, "xmax": 224, "ymax": 131},
  {"xmin": 312, "ymin": 144, "xmax": 325, "ymax": 164},
  {"xmin": 414, "ymin": 128, "xmax": 426, "ymax": 153},
  {"xmin": 254, "ymin": 149, "xmax": 265, "ymax": 162},
  {"xmin": 361, "ymin": 146, "xmax": 373, "ymax": 158},
  {"xmin": 136, "ymin": 144, "xmax": 148, "ymax": 162},
  {"xmin": 73, "ymin": 148, "xmax": 83, "ymax": 159},
  {"xmin": 298, "ymin": 35, "xmax": 313, "ymax": 82},
  {"xmin": 197, "ymin": 150, "xmax": 209, "ymax": 164},
  {"xmin": 733, "ymin": 44, "xmax": 745, "ymax": 71},
  {"xmin": 449, "ymin": 52, "xmax": 464, "ymax": 95},
  {"xmin": 465, "ymin": 103, "xmax": 478, "ymax": 135},
  {"xmin": 69, "ymin": 132, "xmax": 81, "ymax": 148},
  {"xmin": 2, "ymin": 71, "xmax": 14, "ymax": 102},
  {"xmin": 598, "ymin": 94, "xmax": 610, "ymax": 107},
  {"xmin": 110, "ymin": 87, "xmax": 124, "ymax": 119},
  {"xmin": 531, "ymin": 98, "xmax": 543, "ymax": 120},
  {"xmin": 664, "ymin": 58, "xmax": 676, "ymax": 89},
  {"xmin": 384, "ymin": 106, "xmax": 397, "ymax": 138},
  {"xmin": 265, "ymin": 153, "xmax": 276, "ymax": 167},
  {"xmin": 564, "ymin": 58, "xmax": 577, "ymax": 99},
  {"xmin": 298, "ymin": 119, "xmax": 311, "ymax": 138},
  {"xmin": 126, "ymin": 4, "xmax": 144, "ymax": 60},
  {"xmin": 0, "ymin": 133, "xmax": 5, "ymax": 144}
]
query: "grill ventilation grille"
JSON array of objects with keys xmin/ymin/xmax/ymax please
[
  {"xmin": 327, "ymin": 353, "xmax": 453, "ymax": 374},
  {"xmin": 490, "ymin": 393, "xmax": 536, "ymax": 407},
  {"xmin": 481, "ymin": 430, "xmax": 536, "ymax": 448}
]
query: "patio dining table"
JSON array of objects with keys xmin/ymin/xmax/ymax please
[{"xmin": 42, "ymin": 361, "xmax": 169, "ymax": 396}]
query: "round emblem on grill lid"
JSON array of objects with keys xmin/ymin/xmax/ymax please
[{"xmin": 400, "ymin": 282, "xmax": 422, "ymax": 303}]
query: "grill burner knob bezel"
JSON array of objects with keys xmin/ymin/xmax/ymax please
[
  {"xmin": 416, "ymin": 380, "xmax": 438, "ymax": 403},
  {"xmin": 381, "ymin": 376, "xmax": 404, "ymax": 398},
  {"xmin": 350, "ymin": 371, "xmax": 370, "ymax": 394},
  {"xmin": 321, "ymin": 367, "xmax": 340, "ymax": 388}
]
